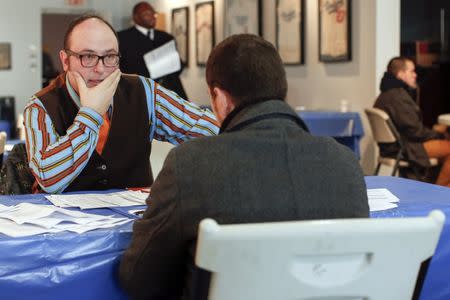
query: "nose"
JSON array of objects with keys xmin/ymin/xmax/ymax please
[{"xmin": 93, "ymin": 59, "xmax": 105, "ymax": 73}]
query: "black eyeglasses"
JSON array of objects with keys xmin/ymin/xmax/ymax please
[{"xmin": 64, "ymin": 49, "xmax": 120, "ymax": 68}]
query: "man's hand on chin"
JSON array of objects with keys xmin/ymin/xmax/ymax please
[{"xmin": 69, "ymin": 69, "xmax": 121, "ymax": 115}]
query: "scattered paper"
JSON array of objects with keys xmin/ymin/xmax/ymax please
[
  {"xmin": 143, "ymin": 40, "xmax": 181, "ymax": 79},
  {"xmin": 0, "ymin": 203, "xmax": 131, "ymax": 237},
  {"xmin": 5, "ymin": 143, "xmax": 14, "ymax": 152},
  {"xmin": 367, "ymin": 188, "xmax": 399, "ymax": 212},
  {"xmin": 45, "ymin": 190, "xmax": 148, "ymax": 209}
]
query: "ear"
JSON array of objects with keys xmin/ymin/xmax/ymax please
[
  {"xmin": 210, "ymin": 87, "xmax": 235, "ymax": 124},
  {"xmin": 396, "ymin": 70, "xmax": 405, "ymax": 81},
  {"xmin": 59, "ymin": 50, "xmax": 69, "ymax": 72}
]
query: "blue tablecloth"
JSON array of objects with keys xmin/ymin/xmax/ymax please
[
  {"xmin": 367, "ymin": 176, "xmax": 450, "ymax": 300},
  {"xmin": 298, "ymin": 111, "xmax": 364, "ymax": 158},
  {"xmin": 0, "ymin": 177, "xmax": 449, "ymax": 300},
  {"xmin": 0, "ymin": 192, "xmax": 142, "ymax": 300}
]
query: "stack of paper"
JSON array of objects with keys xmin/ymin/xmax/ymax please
[
  {"xmin": 0, "ymin": 203, "xmax": 131, "ymax": 237},
  {"xmin": 46, "ymin": 190, "xmax": 148, "ymax": 209},
  {"xmin": 367, "ymin": 188, "xmax": 400, "ymax": 212}
]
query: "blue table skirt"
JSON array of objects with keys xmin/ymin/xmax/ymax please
[
  {"xmin": 0, "ymin": 193, "xmax": 142, "ymax": 300},
  {"xmin": 0, "ymin": 178, "xmax": 449, "ymax": 300},
  {"xmin": 298, "ymin": 111, "xmax": 364, "ymax": 157}
]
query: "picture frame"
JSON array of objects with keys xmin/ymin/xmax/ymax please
[
  {"xmin": 319, "ymin": 0, "xmax": 352, "ymax": 62},
  {"xmin": 0, "ymin": 43, "xmax": 11, "ymax": 70},
  {"xmin": 172, "ymin": 7, "xmax": 190, "ymax": 66},
  {"xmin": 223, "ymin": 0, "xmax": 262, "ymax": 38},
  {"xmin": 276, "ymin": 0, "xmax": 305, "ymax": 65},
  {"xmin": 195, "ymin": 1, "xmax": 215, "ymax": 66}
]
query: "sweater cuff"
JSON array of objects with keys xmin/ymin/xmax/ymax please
[{"xmin": 75, "ymin": 107, "xmax": 103, "ymax": 132}]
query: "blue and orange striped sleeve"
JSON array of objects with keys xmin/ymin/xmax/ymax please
[
  {"xmin": 139, "ymin": 76, "xmax": 219, "ymax": 144},
  {"xmin": 24, "ymin": 96, "xmax": 103, "ymax": 194}
]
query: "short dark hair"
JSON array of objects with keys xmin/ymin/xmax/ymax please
[
  {"xmin": 206, "ymin": 34, "xmax": 287, "ymax": 106},
  {"xmin": 133, "ymin": 2, "xmax": 154, "ymax": 15},
  {"xmin": 63, "ymin": 14, "xmax": 118, "ymax": 50},
  {"xmin": 387, "ymin": 56, "xmax": 413, "ymax": 76}
]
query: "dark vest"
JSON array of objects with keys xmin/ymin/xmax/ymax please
[{"xmin": 36, "ymin": 73, "xmax": 152, "ymax": 192}]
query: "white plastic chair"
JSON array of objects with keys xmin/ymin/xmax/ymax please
[
  {"xmin": 149, "ymin": 140, "xmax": 174, "ymax": 179},
  {"xmin": 0, "ymin": 131, "xmax": 7, "ymax": 164},
  {"xmin": 16, "ymin": 113, "xmax": 26, "ymax": 141},
  {"xmin": 365, "ymin": 108, "xmax": 438, "ymax": 176},
  {"xmin": 196, "ymin": 211, "xmax": 445, "ymax": 300}
]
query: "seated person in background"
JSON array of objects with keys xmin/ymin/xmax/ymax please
[
  {"xmin": 119, "ymin": 34, "xmax": 369, "ymax": 300},
  {"xmin": 24, "ymin": 15, "xmax": 219, "ymax": 194},
  {"xmin": 374, "ymin": 57, "xmax": 450, "ymax": 187}
]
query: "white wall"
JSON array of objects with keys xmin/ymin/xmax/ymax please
[
  {"xmin": 0, "ymin": 0, "xmax": 123, "ymax": 115},
  {"xmin": 0, "ymin": 0, "xmax": 400, "ymax": 173},
  {"xmin": 152, "ymin": 0, "xmax": 400, "ymax": 173}
]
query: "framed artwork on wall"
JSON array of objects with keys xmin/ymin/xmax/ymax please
[
  {"xmin": 195, "ymin": 1, "xmax": 215, "ymax": 66},
  {"xmin": 0, "ymin": 43, "xmax": 11, "ymax": 70},
  {"xmin": 276, "ymin": 0, "xmax": 305, "ymax": 65},
  {"xmin": 319, "ymin": 0, "xmax": 352, "ymax": 62},
  {"xmin": 172, "ymin": 6, "xmax": 189, "ymax": 66},
  {"xmin": 223, "ymin": 0, "xmax": 262, "ymax": 38}
]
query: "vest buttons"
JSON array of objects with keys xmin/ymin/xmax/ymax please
[
  {"xmin": 100, "ymin": 164, "xmax": 107, "ymax": 170},
  {"xmin": 99, "ymin": 179, "xmax": 108, "ymax": 185}
]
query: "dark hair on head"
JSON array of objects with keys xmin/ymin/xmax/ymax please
[
  {"xmin": 63, "ymin": 14, "xmax": 118, "ymax": 50},
  {"xmin": 206, "ymin": 34, "xmax": 287, "ymax": 106},
  {"xmin": 387, "ymin": 56, "xmax": 413, "ymax": 76},
  {"xmin": 133, "ymin": 2, "xmax": 154, "ymax": 15}
]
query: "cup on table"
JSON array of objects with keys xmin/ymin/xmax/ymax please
[{"xmin": 340, "ymin": 100, "xmax": 350, "ymax": 112}]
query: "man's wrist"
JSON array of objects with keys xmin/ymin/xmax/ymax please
[{"xmin": 76, "ymin": 107, "xmax": 104, "ymax": 131}]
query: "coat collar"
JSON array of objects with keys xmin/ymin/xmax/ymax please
[{"xmin": 220, "ymin": 100, "xmax": 309, "ymax": 134}]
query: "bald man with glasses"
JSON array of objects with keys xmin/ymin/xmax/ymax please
[{"xmin": 24, "ymin": 15, "xmax": 219, "ymax": 194}]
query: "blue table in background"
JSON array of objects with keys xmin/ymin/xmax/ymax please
[
  {"xmin": 0, "ymin": 120, "xmax": 11, "ymax": 137},
  {"xmin": 297, "ymin": 111, "xmax": 364, "ymax": 158},
  {"xmin": 0, "ymin": 177, "xmax": 449, "ymax": 300}
]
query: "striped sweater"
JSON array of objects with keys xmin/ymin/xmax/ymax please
[{"xmin": 24, "ymin": 73, "xmax": 219, "ymax": 193}]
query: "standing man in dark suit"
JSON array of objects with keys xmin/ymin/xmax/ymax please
[
  {"xmin": 118, "ymin": 2, "xmax": 187, "ymax": 99},
  {"xmin": 119, "ymin": 34, "xmax": 369, "ymax": 300}
]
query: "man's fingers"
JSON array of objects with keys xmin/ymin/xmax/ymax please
[
  {"xmin": 70, "ymin": 71, "xmax": 86, "ymax": 92},
  {"xmin": 99, "ymin": 69, "xmax": 121, "ymax": 89}
]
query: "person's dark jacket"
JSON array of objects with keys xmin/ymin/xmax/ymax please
[
  {"xmin": 118, "ymin": 27, "xmax": 187, "ymax": 99},
  {"xmin": 118, "ymin": 100, "xmax": 369, "ymax": 300},
  {"xmin": 0, "ymin": 143, "xmax": 34, "ymax": 195},
  {"xmin": 374, "ymin": 72, "xmax": 444, "ymax": 167}
]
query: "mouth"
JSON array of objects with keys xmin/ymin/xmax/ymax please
[{"xmin": 88, "ymin": 79, "xmax": 103, "ymax": 86}]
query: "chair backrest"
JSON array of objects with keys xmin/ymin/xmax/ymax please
[
  {"xmin": 365, "ymin": 108, "xmax": 400, "ymax": 144},
  {"xmin": 0, "ymin": 131, "xmax": 7, "ymax": 155},
  {"xmin": 149, "ymin": 140, "xmax": 175, "ymax": 180},
  {"xmin": 195, "ymin": 211, "xmax": 445, "ymax": 300},
  {"xmin": 16, "ymin": 113, "xmax": 25, "ymax": 141}
]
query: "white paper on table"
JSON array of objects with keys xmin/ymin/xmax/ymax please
[
  {"xmin": 46, "ymin": 190, "xmax": 148, "ymax": 209},
  {"xmin": 0, "ymin": 217, "xmax": 59, "ymax": 237},
  {"xmin": 143, "ymin": 40, "xmax": 181, "ymax": 79},
  {"xmin": 56, "ymin": 218, "xmax": 131, "ymax": 234},
  {"xmin": 367, "ymin": 188, "xmax": 399, "ymax": 203},
  {"xmin": 0, "ymin": 203, "xmax": 131, "ymax": 237},
  {"xmin": 368, "ymin": 200, "xmax": 398, "ymax": 212},
  {"xmin": 367, "ymin": 188, "xmax": 400, "ymax": 212}
]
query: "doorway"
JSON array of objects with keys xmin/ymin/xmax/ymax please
[{"xmin": 41, "ymin": 12, "xmax": 85, "ymax": 87}]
